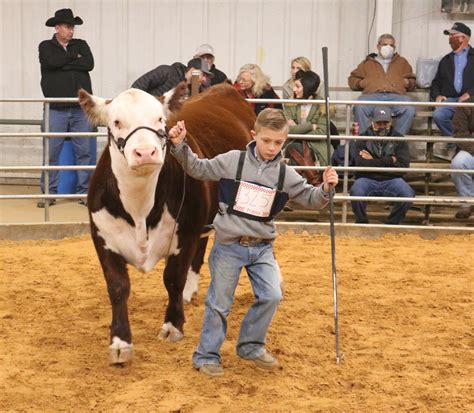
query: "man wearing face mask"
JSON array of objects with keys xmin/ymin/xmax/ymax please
[
  {"xmin": 350, "ymin": 107, "xmax": 415, "ymax": 225},
  {"xmin": 431, "ymin": 22, "xmax": 474, "ymax": 140},
  {"xmin": 348, "ymin": 34, "xmax": 416, "ymax": 135}
]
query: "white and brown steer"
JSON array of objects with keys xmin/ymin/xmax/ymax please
[{"xmin": 79, "ymin": 83, "xmax": 255, "ymax": 364}]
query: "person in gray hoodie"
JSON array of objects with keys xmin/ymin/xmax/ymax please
[{"xmin": 169, "ymin": 108, "xmax": 338, "ymax": 378}]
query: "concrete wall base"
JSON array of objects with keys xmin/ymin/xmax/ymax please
[
  {"xmin": 0, "ymin": 222, "xmax": 90, "ymax": 241},
  {"xmin": 275, "ymin": 221, "xmax": 473, "ymax": 240},
  {"xmin": 1, "ymin": 221, "xmax": 471, "ymax": 241}
]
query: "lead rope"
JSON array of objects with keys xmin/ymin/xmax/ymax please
[{"xmin": 165, "ymin": 140, "xmax": 187, "ymax": 260}]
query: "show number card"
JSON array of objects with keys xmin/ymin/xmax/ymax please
[{"xmin": 234, "ymin": 181, "xmax": 276, "ymax": 218}]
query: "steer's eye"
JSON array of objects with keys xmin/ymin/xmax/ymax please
[
  {"xmin": 158, "ymin": 117, "xmax": 163, "ymax": 123},
  {"xmin": 114, "ymin": 120, "xmax": 121, "ymax": 128}
]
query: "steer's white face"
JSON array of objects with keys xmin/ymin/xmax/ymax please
[
  {"xmin": 80, "ymin": 88, "xmax": 169, "ymax": 175},
  {"xmin": 108, "ymin": 89, "xmax": 167, "ymax": 173}
]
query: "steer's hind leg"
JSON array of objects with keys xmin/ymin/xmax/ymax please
[
  {"xmin": 159, "ymin": 241, "xmax": 198, "ymax": 342},
  {"xmin": 96, "ymin": 243, "xmax": 134, "ymax": 365},
  {"xmin": 183, "ymin": 236, "xmax": 209, "ymax": 303}
]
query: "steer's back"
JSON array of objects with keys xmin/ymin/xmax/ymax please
[{"xmin": 168, "ymin": 83, "xmax": 256, "ymax": 159}]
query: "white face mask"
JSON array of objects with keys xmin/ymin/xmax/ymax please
[{"xmin": 380, "ymin": 45, "xmax": 394, "ymax": 59}]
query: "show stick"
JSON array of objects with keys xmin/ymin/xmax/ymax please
[{"xmin": 322, "ymin": 46, "xmax": 342, "ymax": 364}]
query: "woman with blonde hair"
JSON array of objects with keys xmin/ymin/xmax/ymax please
[
  {"xmin": 234, "ymin": 63, "xmax": 282, "ymax": 115},
  {"xmin": 282, "ymin": 56, "xmax": 312, "ymax": 99}
]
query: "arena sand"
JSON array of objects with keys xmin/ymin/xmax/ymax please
[{"xmin": 0, "ymin": 232, "xmax": 473, "ymax": 412}]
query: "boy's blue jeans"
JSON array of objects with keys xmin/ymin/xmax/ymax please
[{"xmin": 192, "ymin": 240, "xmax": 282, "ymax": 368}]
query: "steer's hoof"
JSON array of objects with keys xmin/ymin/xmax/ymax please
[
  {"xmin": 109, "ymin": 336, "xmax": 133, "ymax": 365},
  {"xmin": 158, "ymin": 322, "xmax": 184, "ymax": 343}
]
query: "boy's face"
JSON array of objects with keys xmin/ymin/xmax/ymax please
[{"xmin": 251, "ymin": 126, "xmax": 288, "ymax": 161}]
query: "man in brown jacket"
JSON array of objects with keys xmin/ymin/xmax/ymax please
[
  {"xmin": 348, "ymin": 33, "xmax": 416, "ymax": 135},
  {"xmin": 451, "ymin": 96, "xmax": 474, "ymax": 219}
]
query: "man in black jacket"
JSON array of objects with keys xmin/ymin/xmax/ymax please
[
  {"xmin": 38, "ymin": 8, "xmax": 95, "ymax": 207},
  {"xmin": 431, "ymin": 22, "xmax": 473, "ymax": 138},
  {"xmin": 131, "ymin": 58, "xmax": 213, "ymax": 97},
  {"xmin": 350, "ymin": 107, "xmax": 415, "ymax": 224},
  {"xmin": 193, "ymin": 43, "xmax": 228, "ymax": 86}
]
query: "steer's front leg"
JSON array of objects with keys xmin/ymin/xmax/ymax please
[
  {"xmin": 96, "ymin": 242, "xmax": 134, "ymax": 365},
  {"xmin": 159, "ymin": 241, "xmax": 198, "ymax": 342}
]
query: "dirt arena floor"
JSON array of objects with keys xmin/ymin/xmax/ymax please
[{"xmin": 1, "ymin": 232, "xmax": 473, "ymax": 412}]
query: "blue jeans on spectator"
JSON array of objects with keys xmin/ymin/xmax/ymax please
[
  {"xmin": 351, "ymin": 177, "xmax": 415, "ymax": 224},
  {"xmin": 451, "ymin": 150, "xmax": 474, "ymax": 198},
  {"xmin": 192, "ymin": 241, "xmax": 282, "ymax": 368},
  {"xmin": 432, "ymin": 97, "xmax": 457, "ymax": 136},
  {"xmin": 40, "ymin": 106, "xmax": 94, "ymax": 195},
  {"xmin": 354, "ymin": 93, "xmax": 416, "ymax": 135}
]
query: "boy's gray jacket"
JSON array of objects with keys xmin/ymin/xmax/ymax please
[{"xmin": 171, "ymin": 140, "xmax": 329, "ymax": 244}]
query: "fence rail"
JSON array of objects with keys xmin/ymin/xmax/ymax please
[{"xmin": 1, "ymin": 96, "xmax": 473, "ymax": 229}]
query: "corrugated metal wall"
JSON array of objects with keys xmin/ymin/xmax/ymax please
[
  {"xmin": 0, "ymin": 0, "xmax": 473, "ymax": 173},
  {"xmin": 1, "ymin": 0, "xmax": 376, "ymax": 118},
  {"xmin": 3, "ymin": 1, "xmax": 474, "ymax": 109}
]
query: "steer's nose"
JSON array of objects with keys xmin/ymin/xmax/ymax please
[{"xmin": 133, "ymin": 147, "xmax": 158, "ymax": 164}]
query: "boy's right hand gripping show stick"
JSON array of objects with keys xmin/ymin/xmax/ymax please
[{"xmin": 322, "ymin": 46, "xmax": 343, "ymax": 364}]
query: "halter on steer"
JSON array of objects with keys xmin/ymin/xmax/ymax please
[{"xmin": 107, "ymin": 126, "xmax": 169, "ymax": 156}]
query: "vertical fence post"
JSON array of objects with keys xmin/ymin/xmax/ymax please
[
  {"xmin": 341, "ymin": 104, "xmax": 351, "ymax": 223},
  {"xmin": 191, "ymin": 71, "xmax": 200, "ymax": 96},
  {"xmin": 44, "ymin": 102, "xmax": 50, "ymax": 222}
]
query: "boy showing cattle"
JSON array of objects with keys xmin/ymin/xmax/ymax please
[{"xmin": 169, "ymin": 108, "xmax": 338, "ymax": 377}]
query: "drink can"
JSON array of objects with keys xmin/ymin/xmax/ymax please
[{"xmin": 351, "ymin": 121, "xmax": 360, "ymax": 136}]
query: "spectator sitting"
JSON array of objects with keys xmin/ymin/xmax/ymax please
[
  {"xmin": 234, "ymin": 63, "xmax": 282, "ymax": 115},
  {"xmin": 193, "ymin": 43, "xmax": 228, "ymax": 85},
  {"xmin": 282, "ymin": 56, "xmax": 312, "ymax": 99},
  {"xmin": 131, "ymin": 57, "xmax": 213, "ymax": 97},
  {"xmin": 430, "ymin": 22, "xmax": 473, "ymax": 141},
  {"xmin": 284, "ymin": 70, "xmax": 331, "ymax": 186},
  {"xmin": 38, "ymin": 8, "xmax": 95, "ymax": 208},
  {"xmin": 451, "ymin": 96, "xmax": 474, "ymax": 219},
  {"xmin": 348, "ymin": 33, "xmax": 416, "ymax": 135},
  {"xmin": 350, "ymin": 107, "xmax": 415, "ymax": 224}
]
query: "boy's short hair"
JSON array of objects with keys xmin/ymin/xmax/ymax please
[{"xmin": 255, "ymin": 108, "xmax": 288, "ymax": 133}]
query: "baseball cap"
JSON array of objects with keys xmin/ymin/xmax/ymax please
[
  {"xmin": 443, "ymin": 22, "xmax": 471, "ymax": 37},
  {"xmin": 194, "ymin": 43, "xmax": 215, "ymax": 57},
  {"xmin": 187, "ymin": 58, "xmax": 214, "ymax": 77},
  {"xmin": 372, "ymin": 107, "xmax": 392, "ymax": 123}
]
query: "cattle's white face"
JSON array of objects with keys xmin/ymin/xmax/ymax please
[{"xmin": 80, "ymin": 88, "xmax": 168, "ymax": 175}]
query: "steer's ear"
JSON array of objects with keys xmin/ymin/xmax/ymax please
[
  {"xmin": 78, "ymin": 88, "xmax": 109, "ymax": 126},
  {"xmin": 159, "ymin": 81, "xmax": 188, "ymax": 117}
]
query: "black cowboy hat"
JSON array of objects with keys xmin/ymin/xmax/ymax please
[{"xmin": 45, "ymin": 8, "xmax": 83, "ymax": 27}]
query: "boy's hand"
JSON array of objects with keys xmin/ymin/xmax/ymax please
[
  {"xmin": 322, "ymin": 166, "xmax": 338, "ymax": 193},
  {"xmin": 168, "ymin": 120, "xmax": 187, "ymax": 145}
]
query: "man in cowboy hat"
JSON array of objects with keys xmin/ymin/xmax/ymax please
[{"xmin": 38, "ymin": 8, "xmax": 95, "ymax": 208}]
